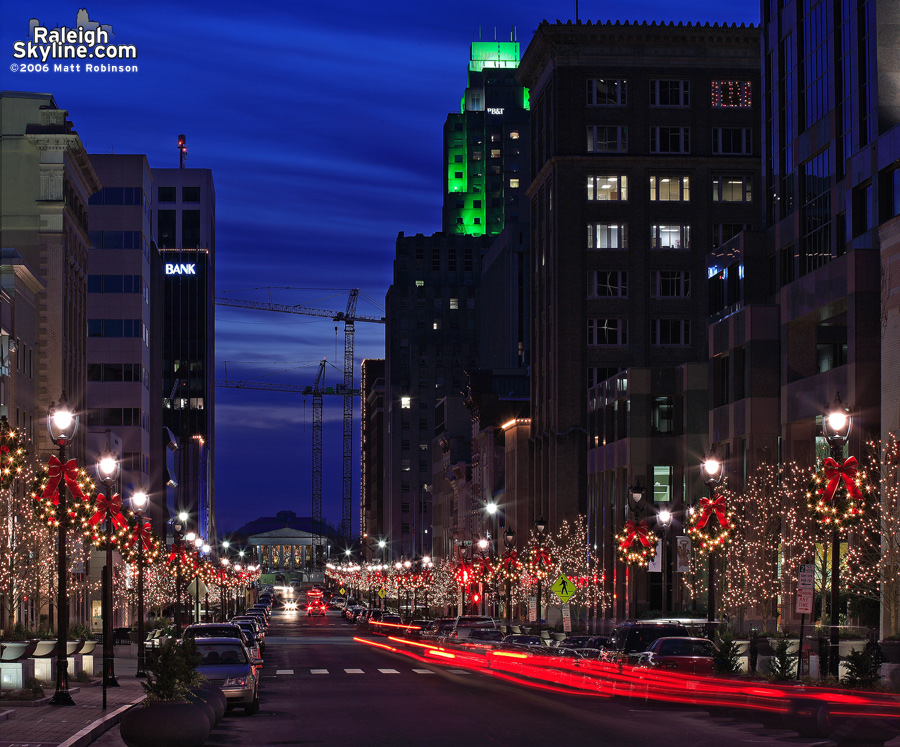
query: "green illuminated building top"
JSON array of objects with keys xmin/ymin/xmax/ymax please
[{"xmin": 442, "ymin": 35, "xmax": 530, "ymax": 237}]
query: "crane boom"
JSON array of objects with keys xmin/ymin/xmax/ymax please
[{"xmin": 215, "ymin": 289, "xmax": 384, "ymax": 544}]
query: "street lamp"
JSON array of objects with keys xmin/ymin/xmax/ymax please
[
  {"xmin": 193, "ymin": 535, "xmax": 204, "ymax": 623},
  {"xmin": 701, "ymin": 452, "xmax": 725, "ymax": 633},
  {"xmin": 97, "ymin": 448, "xmax": 121, "ymax": 699},
  {"xmin": 624, "ymin": 479, "xmax": 646, "ymax": 621},
  {"xmin": 130, "ymin": 487, "xmax": 149, "ymax": 678},
  {"xmin": 823, "ymin": 392, "xmax": 852, "ymax": 677},
  {"xmin": 534, "ymin": 517, "xmax": 547, "ymax": 631},
  {"xmin": 504, "ymin": 528, "xmax": 516, "ymax": 625},
  {"xmin": 48, "ymin": 394, "xmax": 77, "ymax": 707},
  {"xmin": 657, "ymin": 507, "xmax": 673, "ymax": 614},
  {"xmin": 171, "ymin": 513, "xmax": 187, "ymax": 636}
]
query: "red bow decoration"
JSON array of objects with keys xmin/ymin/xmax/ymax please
[
  {"xmin": 532, "ymin": 546, "xmax": 551, "ymax": 567},
  {"xmin": 502, "ymin": 549, "xmax": 519, "ymax": 573},
  {"xmin": 124, "ymin": 521, "xmax": 153, "ymax": 551},
  {"xmin": 41, "ymin": 456, "xmax": 88, "ymax": 505},
  {"xmin": 620, "ymin": 519, "xmax": 651, "ymax": 549},
  {"xmin": 821, "ymin": 456, "xmax": 863, "ymax": 503},
  {"xmin": 695, "ymin": 495, "xmax": 729, "ymax": 530},
  {"xmin": 89, "ymin": 492, "xmax": 127, "ymax": 530},
  {"xmin": 167, "ymin": 548, "xmax": 187, "ymax": 565}
]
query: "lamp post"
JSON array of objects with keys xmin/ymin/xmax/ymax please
[
  {"xmin": 97, "ymin": 449, "xmax": 121, "ymax": 700},
  {"xmin": 48, "ymin": 395, "xmax": 78, "ymax": 707},
  {"xmin": 627, "ymin": 479, "xmax": 646, "ymax": 620},
  {"xmin": 171, "ymin": 512, "xmax": 187, "ymax": 637},
  {"xmin": 130, "ymin": 487, "xmax": 149, "ymax": 678},
  {"xmin": 193, "ymin": 536, "xmax": 204, "ymax": 623},
  {"xmin": 657, "ymin": 507, "xmax": 673, "ymax": 615},
  {"xmin": 504, "ymin": 528, "xmax": 515, "ymax": 625},
  {"xmin": 476, "ymin": 538, "xmax": 489, "ymax": 616},
  {"xmin": 534, "ymin": 517, "xmax": 547, "ymax": 631},
  {"xmin": 701, "ymin": 453, "xmax": 724, "ymax": 635},
  {"xmin": 823, "ymin": 393, "xmax": 851, "ymax": 677}
]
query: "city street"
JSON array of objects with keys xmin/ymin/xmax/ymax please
[{"xmin": 184, "ymin": 609, "xmax": 833, "ymax": 746}]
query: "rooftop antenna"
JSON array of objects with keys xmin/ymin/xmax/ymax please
[
  {"xmin": 494, "ymin": 26, "xmax": 497, "ymax": 41},
  {"xmin": 177, "ymin": 133, "xmax": 187, "ymax": 168},
  {"xmin": 576, "ymin": 1, "xmax": 580, "ymax": 23}
]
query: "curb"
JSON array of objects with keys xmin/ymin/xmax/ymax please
[
  {"xmin": 0, "ymin": 708, "xmax": 15, "ymax": 721},
  {"xmin": 58, "ymin": 695, "xmax": 145, "ymax": 747}
]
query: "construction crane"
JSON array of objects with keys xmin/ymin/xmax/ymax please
[
  {"xmin": 216, "ymin": 360, "xmax": 361, "ymax": 563},
  {"xmin": 215, "ymin": 289, "xmax": 384, "ymax": 542}
]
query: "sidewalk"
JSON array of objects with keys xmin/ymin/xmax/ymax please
[{"xmin": 0, "ymin": 647, "xmax": 146, "ymax": 747}]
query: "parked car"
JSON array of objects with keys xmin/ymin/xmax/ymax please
[
  {"xmin": 501, "ymin": 634, "xmax": 545, "ymax": 651},
  {"xmin": 183, "ymin": 623, "xmax": 260, "ymax": 660},
  {"xmin": 421, "ymin": 618, "xmax": 456, "ymax": 641},
  {"xmin": 403, "ymin": 619, "xmax": 431, "ymax": 639},
  {"xmin": 194, "ymin": 637, "xmax": 262, "ymax": 715},
  {"xmin": 454, "ymin": 628, "xmax": 504, "ymax": 648},
  {"xmin": 450, "ymin": 616, "xmax": 496, "ymax": 639},
  {"xmin": 603, "ymin": 621, "xmax": 689, "ymax": 663},
  {"xmin": 636, "ymin": 637, "xmax": 716, "ymax": 674}
]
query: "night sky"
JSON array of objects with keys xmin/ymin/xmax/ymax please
[{"xmin": 2, "ymin": 1, "xmax": 760, "ymax": 538}]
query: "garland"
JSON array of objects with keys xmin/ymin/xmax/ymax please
[
  {"xmin": 805, "ymin": 455, "xmax": 873, "ymax": 530},
  {"xmin": 0, "ymin": 417, "xmax": 27, "ymax": 487},
  {"xmin": 686, "ymin": 494, "xmax": 735, "ymax": 553},
  {"xmin": 616, "ymin": 519, "xmax": 658, "ymax": 566}
]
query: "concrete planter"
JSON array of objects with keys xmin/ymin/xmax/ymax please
[{"xmin": 120, "ymin": 700, "xmax": 211, "ymax": 747}]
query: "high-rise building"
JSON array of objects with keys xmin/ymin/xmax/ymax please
[
  {"xmin": 360, "ymin": 358, "xmax": 385, "ymax": 557},
  {"xmin": 85, "ymin": 154, "xmax": 165, "ymax": 532},
  {"xmin": 0, "ymin": 92, "xmax": 99, "ymax": 456},
  {"xmin": 442, "ymin": 37, "xmax": 530, "ymax": 236},
  {"xmin": 151, "ymin": 167, "xmax": 216, "ymax": 544},
  {"xmin": 517, "ymin": 21, "xmax": 761, "ymax": 616}
]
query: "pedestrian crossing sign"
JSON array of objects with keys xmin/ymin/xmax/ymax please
[
  {"xmin": 378, "ymin": 588, "xmax": 386, "ymax": 598},
  {"xmin": 551, "ymin": 574, "xmax": 575, "ymax": 603},
  {"xmin": 339, "ymin": 587, "xmax": 346, "ymax": 595}
]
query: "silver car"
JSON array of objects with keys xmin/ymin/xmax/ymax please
[{"xmin": 194, "ymin": 637, "xmax": 263, "ymax": 714}]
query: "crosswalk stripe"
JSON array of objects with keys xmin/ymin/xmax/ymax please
[
  {"xmin": 378, "ymin": 668, "xmax": 399, "ymax": 674},
  {"xmin": 275, "ymin": 669, "xmax": 294, "ymax": 675},
  {"xmin": 344, "ymin": 668, "xmax": 364, "ymax": 674},
  {"xmin": 412, "ymin": 669, "xmax": 434, "ymax": 674},
  {"xmin": 448, "ymin": 669, "xmax": 471, "ymax": 675},
  {"xmin": 310, "ymin": 669, "xmax": 329, "ymax": 674}
]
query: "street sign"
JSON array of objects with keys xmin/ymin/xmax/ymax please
[
  {"xmin": 378, "ymin": 588, "xmax": 386, "ymax": 599},
  {"xmin": 562, "ymin": 603, "xmax": 572, "ymax": 633},
  {"xmin": 550, "ymin": 574, "xmax": 576, "ymax": 603},
  {"xmin": 339, "ymin": 587, "xmax": 346, "ymax": 596},
  {"xmin": 796, "ymin": 563, "xmax": 815, "ymax": 614},
  {"xmin": 528, "ymin": 596, "xmax": 537, "ymax": 622}
]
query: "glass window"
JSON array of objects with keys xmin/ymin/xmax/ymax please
[
  {"xmin": 589, "ymin": 270, "xmax": 628, "ymax": 298},
  {"xmin": 650, "ymin": 176, "xmax": 690, "ymax": 202},
  {"xmin": 650, "ymin": 224, "xmax": 690, "ymax": 249},
  {"xmin": 158, "ymin": 210, "xmax": 177, "ymax": 248},
  {"xmin": 712, "ymin": 127, "xmax": 753, "ymax": 155},
  {"xmin": 587, "ymin": 175, "xmax": 627, "ymax": 201},
  {"xmin": 652, "ymin": 466, "xmax": 673, "ymax": 502},
  {"xmin": 587, "ymin": 125, "xmax": 628, "ymax": 153},
  {"xmin": 182, "ymin": 210, "xmax": 201, "ymax": 248},
  {"xmin": 587, "ymin": 318, "xmax": 628, "ymax": 345},
  {"xmin": 713, "ymin": 176, "xmax": 753, "ymax": 202},
  {"xmin": 588, "ymin": 223, "xmax": 628, "ymax": 249},
  {"xmin": 650, "ymin": 127, "xmax": 690, "ymax": 154},
  {"xmin": 587, "ymin": 79, "xmax": 627, "ymax": 106},
  {"xmin": 158, "ymin": 186, "xmax": 176, "ymax": 202},
  {"xmin": 651, "ymin": 397, "xmax": 674, "ymax": 434},
  {"xmin": 183, "ymin": 186, "xmax": 200, "ymax": 202},
  {"xmin": 711, "ymin": 81, "xmax": 752, "ymax": 108},
  {"xmin": 652, "ymin": 270, "xmax": 691, "ymax": 297},
  {"xmin": 649, "ymin": 80, "xmax": 690, "ymax": 106},
  {"xmin": 650, "ymin": 319, "xmax": 691, "ymax": 346}
]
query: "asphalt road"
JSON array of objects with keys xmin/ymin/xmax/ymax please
[{"xmin": 191, "ymin": 609, "xmax": 836, "ymax": 747}]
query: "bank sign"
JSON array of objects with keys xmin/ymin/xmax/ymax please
[{"xmin": 165, "ymin": 263, "xmax": 196, "ymax": 275}]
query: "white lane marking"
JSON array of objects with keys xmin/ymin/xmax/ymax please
[
  {"xmin": 412, "ymin": 669, "xmax": 435, "ymax": 674},
  {"xmin": 448, "ymin": 669, "xmax": 471, "ymax": 675},
  {"xmin": 378, "ymin": 668, "xmax": 400, "ymax": 674},
  {"xmin": 275, "ymin": 669, "xmax": 294, "ymax": 675},
  {"xmin": 310, "ymin": 669, "xmax": 329, "ymax": 674},
  {"xmin": 344, "ymin": 668, "xmax": 364, "ymax": 674}
]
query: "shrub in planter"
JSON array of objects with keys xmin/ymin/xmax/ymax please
[
  {"xmin": 841, "ymin": 647, "xmax": 881, "ymax": 690},
  {"xmin": 766, "ymin": 637, "xmax": 797, "ymax": 681},
  {"xmin": 713, "ymin": 630, "xmax": 743, "ymax": 675}
]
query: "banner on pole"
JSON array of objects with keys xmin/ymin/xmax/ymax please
[{"xmin": 675, "ymin": 536, "xmax": 691, "ymax": 573}]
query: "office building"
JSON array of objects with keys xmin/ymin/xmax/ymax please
[
  {"xmin": 151, "ymin": 167, "xmax": 217, "ymax": 544},
  {"xmin": 517, "ymin": 21, "xmax": 761, "ymax": 616},
  {"xmin": 360, "ymin": 358, "xmax": 385, "ymax": 557}
]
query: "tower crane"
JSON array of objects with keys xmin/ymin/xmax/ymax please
[
  {"xmin": 216, "ymin": 359, "xmax": 361, "ymax": 564},
  {"xmin": 215, "ymin": 289, "xmax": 384, "ymax": 542}
]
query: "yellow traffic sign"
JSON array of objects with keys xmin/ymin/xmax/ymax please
[
  {"xmin": 551, "ymin": 574, "xmax": 575, "ymax": 603},
  {"xmin": 339, "ymin": 587, "xmax": 346, "ymax": 595},
  {"xmin": 378, "ymin": 588, "xmax": 386, "ymax": 598}
]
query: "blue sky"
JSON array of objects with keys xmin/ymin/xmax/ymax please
[{"xmin": 2, "ymin": 1, "xmax": 761, "ymax": 536}]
